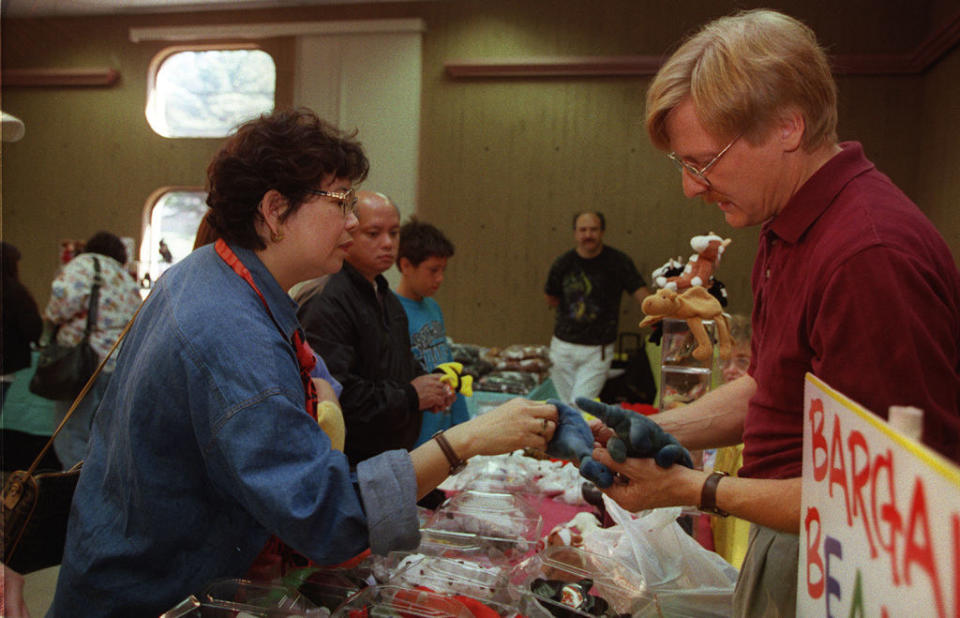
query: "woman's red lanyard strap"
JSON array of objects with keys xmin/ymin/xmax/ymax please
[
  {"xmin": 216, "ymin": 238, "xmax": 325, "ymax": 577},
  {"xmin": 214, "ymin": 239, "xmax": 318, "ymax": 420}
]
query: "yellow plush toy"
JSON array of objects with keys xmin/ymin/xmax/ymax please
[
  {"xmin": 433, "ymin": 361, "xmax": 473, "ymax": 397},
  {"xmin": 316, "ymin": 400, "xmax": 346, "ymax": 451}
]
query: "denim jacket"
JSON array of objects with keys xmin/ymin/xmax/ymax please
[{"xmin": 50, "ymin": 244, "xmax": 419, "ymax": 617}]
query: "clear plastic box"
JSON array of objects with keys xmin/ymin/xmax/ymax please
[
  {"xmin": 331, "ymin": 584, "xmax": 474, "ymax": 617},
  {"xmin": 382, "ymin": 551, "xmax": 513, "ymax": 603},
  {"xmin": 451, "ymin": 455, "xmax": 532, "ymax": 493},
  {"xmin": 509, "ymin": 545, "xmax": 656, "ymax": 617},
  {"xmin": 159, "ymin": 579, "xmax": 327, "ymax": 617},
  {"xmin": 423, "ymin": 491, "xmax": 543, "ymax": 560},
  {"xmin": 660, "ymin": 317, "xmax": 717, "ymax": 369},
  {"xmin": 296, "ymin": 566, "xmax": 372, "ymax": 612},
  {"xmin": 659, "ymin": 318, "xmax": 716, "ymax": 411}
]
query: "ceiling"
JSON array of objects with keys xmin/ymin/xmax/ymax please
[{"xmin": 1, "ymin": 0, "xmax": 412, "ymax": 18}]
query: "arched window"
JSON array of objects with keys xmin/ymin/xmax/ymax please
[
  {"xmin": 146, "ymin": 45, "xmax": 276, "ymax": 138},
  {"xmin": 139, "ymin": 188, "xmax": 208, "ymax": 288}
]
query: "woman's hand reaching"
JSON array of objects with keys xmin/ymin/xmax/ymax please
[{"xmin": 452, "ymin": 398, "xmax": 558, "ymax": 457}]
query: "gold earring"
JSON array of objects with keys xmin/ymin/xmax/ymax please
[{"xmin": 271, "ymin": 230, "xmax": 284, "ymax": 243}]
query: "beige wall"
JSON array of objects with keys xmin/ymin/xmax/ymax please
[{"xmin": 2, "ymin": 0, "xmax": 958, "ymax": 348}]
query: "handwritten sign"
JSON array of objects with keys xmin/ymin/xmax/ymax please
[{"xmin": 798, "ymin": 373, "xmax": 960, "ymax": 617}]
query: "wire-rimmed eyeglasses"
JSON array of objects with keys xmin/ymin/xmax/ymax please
[
  {"xmin": 307, "ymin": 188, "xmax": 358, "ymax": 217},
  {"xmin": 667, "ymin": 134, "xmax": 741, "ymax": 188}
]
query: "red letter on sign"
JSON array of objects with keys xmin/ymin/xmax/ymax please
[
  {"xmin": 873, "ymin": 450, "xmax": 902, "ymax": 585},
  {"xmin": 904, "ymin": 479, "xmax": 945, "ymax": 618},
  {"xmin": 810, "ymin": 398, "xmax": 828, "ymax": 482},
  {"xmin": 953, "ymin": 514, "xmax": 959, "ymax": 618},
  {"xmin": 806, "ymin": 507, "xmax": 825, "ymax": 599},
  {"xmin": 848, "ymin": 430, "xmax": 877, "ymax": 558},
  {"xmin": 829, "ymin": 414, "xmax": 853, "ymax": 526}
]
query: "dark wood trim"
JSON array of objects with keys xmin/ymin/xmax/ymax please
[
  {"xmin": 445, "ymin": 55, "xmax": 666, "ymax": 78},
  {"xmin": 2, "ymin": 68, "xmax": 121, "ymax": 88},
  {"xmin": 911, "ymin": 7, "xmax": 960, "ymax": 72},
  {"xmin": 446, "ymin": 9, "xmax": 960, "ymax": 79}
]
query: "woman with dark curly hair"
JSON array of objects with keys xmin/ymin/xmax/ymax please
[
  {"xmin": 42, "ymin": 230, "xmax": 141, "ymax": 468},
  {"xmin": 51, "ymin": 109, "xmax": 557, "ymax": 617}
]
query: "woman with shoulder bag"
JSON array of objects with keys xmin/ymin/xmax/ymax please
[{"xmin": 41, "ymin": 231, "xmax": 141, "ymax": 468}]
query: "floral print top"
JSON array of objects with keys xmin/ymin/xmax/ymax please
[{"xmin": 44, "ymin": 253, "xmax": 142, "ymax": 373}]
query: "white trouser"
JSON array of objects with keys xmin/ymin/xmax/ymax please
[{"xmin": 549, "ymin": 336, "xmax": 615, "ymax": 405}]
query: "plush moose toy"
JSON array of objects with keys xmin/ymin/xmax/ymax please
[
  {"xmin": 655, "ymin": 232, "xmax": 731, "ymax": 292},
  {"xmin": 640, "ymin": 286, "xmax": 732, "ymax": 362}
]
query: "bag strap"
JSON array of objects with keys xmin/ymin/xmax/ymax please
[
  {"xmin": 82, "ymin": 257, "xmax": 102, "ymax": 342},
  {"xmin": 23, "ymin": 288, "xmax": 148, "ymax": 479}
]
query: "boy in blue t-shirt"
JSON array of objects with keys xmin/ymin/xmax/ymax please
[{"xmin": 394, "ymin": 218, "xmax": 470, "ymax": 446}]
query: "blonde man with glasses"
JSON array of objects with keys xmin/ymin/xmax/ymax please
[{"xmin": 587, "ymin": 9, "xmax": 960, "ymax": 616}]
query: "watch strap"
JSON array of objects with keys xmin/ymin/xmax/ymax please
[
  {"xmin": 699, "ymin": 470, "xmax": 729, "ymax": 517},
  {"xmin": 432, "ymin": 430, "xmax": 466, "ymax": 475}
]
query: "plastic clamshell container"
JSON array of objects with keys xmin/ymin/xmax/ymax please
[
  {"xmin": 331, "ymin": 584, "xmax": 474, "ymax": 617},
  {"xmin": 296, "ymin": 567, "xmax": 370, "ymax": 612},
  {"xmin": 162, "ymin": 578, "xmax": 328, "ymax": 617},
  {"xmin": 384, "ymin": 552, "xmax": 512, "ymax": 603},
  {"xmin": 423, "ymin": 490, "xmax": 543, "ymax": 559},
  {"xmin": 510, "ymin": 545, "xmax": 655, "ymax": 617},
  {"xmin": 453, "ymin": 456, "xmax": 530, "ymax": 493}
]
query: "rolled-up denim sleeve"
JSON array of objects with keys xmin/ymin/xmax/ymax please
[{"xmin": 356, "ymin": 450, "xmax": 421, "ymax": 555}]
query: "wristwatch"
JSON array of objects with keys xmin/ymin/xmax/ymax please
[
  {"xmin": 699, "ymin": 470, "xmax": 729, "ymax": 517},
  {"xmin": 432, "ymin": 430, "xmax": 466, "ymax": 475}
]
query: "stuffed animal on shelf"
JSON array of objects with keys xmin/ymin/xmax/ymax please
[
  {"xmin": 656, "ymin": 232, "xmax": 732, "ymax": 292},
  {"xmin": 640, "ymin": 287, "xmax": 732, "ymax": 362}
]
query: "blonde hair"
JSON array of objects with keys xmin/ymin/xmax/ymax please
[
  {"xmin": 727, "ymin": 313, "xmax": 752, "ymax": 345},
  {"xmin": 645, "ymin": 9, "xmax": 837, "ymax": 153}
]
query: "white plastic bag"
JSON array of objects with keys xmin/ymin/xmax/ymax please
[{"xmin": 577, "ymin": 497, "xmax": 739, "ymax": 617}]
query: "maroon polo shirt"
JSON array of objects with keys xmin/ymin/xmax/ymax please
[{"xmin": 740, "ymin": 142, "xmax": 960, "ymax": 479}]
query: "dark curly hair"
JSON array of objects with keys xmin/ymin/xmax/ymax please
[
  {"xmin": 205, "ymin": 108, "xmax": 370, "ymax": 250},
  {"xmin": 84, "ymin": 231, "xmax": 127, "ymax": 264},
  {"xmin": 397, "ymin": 217, "xmax": 455, "ymax": 268}
]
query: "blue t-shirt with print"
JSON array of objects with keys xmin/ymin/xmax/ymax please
[{"xmin": 394, "ymin": 294, "xmax": 470, "ymax": 446}]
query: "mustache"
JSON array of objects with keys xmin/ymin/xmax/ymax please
[{"xmin": 703, "ymin": 190, "xmax": 729, "ymax": 203}]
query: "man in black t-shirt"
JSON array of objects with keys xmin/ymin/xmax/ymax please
[{"xmin": 544, "ymin": 212, "xmax": 649, "ymax": 403}]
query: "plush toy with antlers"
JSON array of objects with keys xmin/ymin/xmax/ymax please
[
  {"xmin": 655, "ymin": 232, "xmax": 732, "ymax": 292},
  {"xmin": 640, "ymin": 286, "xmax": 732, "ymax": 362}
]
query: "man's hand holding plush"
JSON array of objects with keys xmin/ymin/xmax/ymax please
[
  {"xmin": 545, "ymin": 399, "xmax": 614, "ymax": 488},
  {"xmin": 575, "ymin": 398, "xmax": 693, "ymax": 469}
]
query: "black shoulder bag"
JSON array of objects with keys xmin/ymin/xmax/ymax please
[
  {"xmin": 29, "ymin": 257, "xmax": 102, "ymax": 401},
  {"xmin": 3, "ymin": 291, "xmax": 144, "ymax": 574}
]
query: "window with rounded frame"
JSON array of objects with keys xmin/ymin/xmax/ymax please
[
  {"xmin": 139, "ymin": 188, "xmax": 208, "ymax": 289},
  {"xmin": 146, "ymin": 44, "xmax": 276, "ymax": 138}
]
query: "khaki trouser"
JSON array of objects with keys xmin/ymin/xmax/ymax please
[{"xmin": 733, "ymin": 524, "xmax": 799, "ymax": 617}]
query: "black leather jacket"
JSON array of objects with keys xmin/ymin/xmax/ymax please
[{"xmin": 298, "ymin": 262, "xmax": 423, "ymax": 466}]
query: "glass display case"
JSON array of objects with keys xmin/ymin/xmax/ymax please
[{"xmin": 658, "ymin": 318, "xmax": 717, "ymax": 413}]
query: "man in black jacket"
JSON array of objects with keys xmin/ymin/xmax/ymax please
[{"xmin": 298, "ymin": 191, "xmax": 455, "ymax": 466}]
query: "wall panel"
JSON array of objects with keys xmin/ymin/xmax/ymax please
[{"xmin": 2, "ymin": 0, "xmax": 956, "ymax": 351}]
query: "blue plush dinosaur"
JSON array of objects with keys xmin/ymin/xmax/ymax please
[
  {"xmin": 544, "ymin": 399, "xmax": 614, "ymax": 489},
  {"xmin": 576, "ymin": 397, "xmax": 693, "ymax": 471}
]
